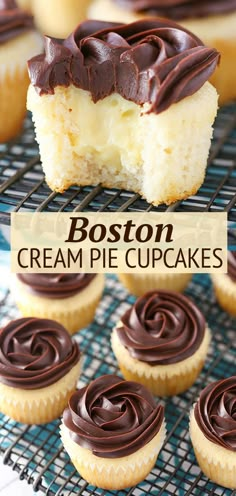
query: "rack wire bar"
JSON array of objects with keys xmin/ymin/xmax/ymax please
[
  {"xmin": 0, "ymin": 274, "xmax": 236, "ymax": 496},
  {"xmin": 0, "ymin": 104, "xmax": 235, "ymax": 232}
]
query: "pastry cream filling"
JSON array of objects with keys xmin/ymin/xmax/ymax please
[{"xmin": 28, "ymin": 82, "xmax": 217, "ymax": 205}]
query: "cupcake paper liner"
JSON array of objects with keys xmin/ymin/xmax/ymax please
[
  {"xmin": 118, "ymin": 273, "xmax": 192, "ymax": 297},
  {"xmin": 0, "ymin": 360, "xmax": 81, "ymax": 424},
  {"xmin": 189, "ymin": 408, "xmax": 236, "ymax": 488},
  {"xmin": 12, "ymin": 274, "xmax": 105, "ymax": 335},
  {"xmin": 211, "ymin": 273, "xmax": 236, "ymax": 317},
  {"xmin": 60, "ymin": 421, "xmax": 166, "ymax": 489},
  {"xmin": 112, "ymin": 327, "xmax": 211, "ymax": 396}
]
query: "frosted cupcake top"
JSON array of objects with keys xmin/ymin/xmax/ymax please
[
  {"xmin": 0, "ymin": 0, "xmax": 33, "ymax": 44},
  {"xmin": 194, "ymin": 376, "xmax": 236, "ymax": 451},
  {"xmin": 228, "ymin": 252, "xmax": 236, "ymax": 282},
  {"xmin": 17, "ymin": 273, "xmax": 95, "ymax": 299},
  {"xmin": 0, "ymin": 317, "xmax": 80, "ymax": 389},
  {"xmin": 28, "ymin": 19, "xmax": 219, "ymax": 114},
  {"xmin": 63, "ymin": 374, "xmax": 164, "ymax": 458},
  {"xmin": 113, "ymin": 0, "xmax": 236, "ymax": 20},
  {"xmin": 116, "ymin": 290, "xmax": 206, "ymax": 365}
]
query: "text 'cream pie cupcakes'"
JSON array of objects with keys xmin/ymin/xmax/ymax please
[
  {"xmin": 27, "ymin": 19, "xmax": 219, "ymax": 206},
  {"xmin": 112, "ymin": 291, "xmax": 211, "ymax": 396},
  {"xmin": 211, "ymin": 252, "xmax": 236, "ymax": 317},
  {"xmin": 0, "ymin": 317, "xmax": 81, "ymax": 424},
  {"xmin": 118, "ymin": 272, "xmax": 192, "ymax": 297},
  {"xmin": 12, "ymin": 273, "xmax": 105, "ymax": 335},
  {"xmin": 61, "ymin": 375, "xmax": 166, "ymax": 490},
  {"xmin": 89, "ymin": 0, "xmax": 236, "ymax": 105},
  {"xmin": 190, "ymin": 376, "xmax": 236, "ymax": 489},
  {"xmin": 0, "ymin": 0, "xmax": 42, "ymax": 142}
]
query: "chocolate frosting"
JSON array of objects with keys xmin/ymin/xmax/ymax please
[
  {"xmin": 116, "ymin": 290, "xmax": 206, "ymax": 365},
  {"xmin": 194, "ymin": 376, "xmax": 236, "ymax": 451},
  {"xmin": 114, "ymin": 0, "xmax": 236, "ymax": 20},
  {"xmin": 228, "ymin": 252, "xmax": 236, "ymax": 283},
  {"xmin": 0, "ymin": 318, "xmax": 80, "ymax": 389},
  {"xmin": 0, "ymin": 0, "xmax": 33, "ymax": 45},
  {"xmin": 28, "ymin": 19, "xmax": 219, "ymax": 114},
  {"xmin": 17, "ymin": 273, "xmax": 95, "ymax": 299},
  {"xmin": 63, "ymin": 374, "xmax": 164, "ymax": 458}
]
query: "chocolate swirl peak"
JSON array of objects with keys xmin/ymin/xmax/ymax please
[
  {"xmin": 228, "ymin": 252, "xmax": 236, "ymax": 282},
  {"xmin": 0, "ymin": 318, "xmax": 80, "ymax": 389},
  {"xmin": 0, "ymin": 0, "xmax": 33, "ymax": 45},
  {"xmin": 17, "ymin": 273, "xmax": 95, "ymax": 299},
  {"xmin": 194, "ymin": 376, "xmax": 236, "ymax": 451},
  {"xmin": 63, "ymin": 374, "xmax": 164, "ymax": 458},
  {"xmin": 113, "ymin": 0, "xmax": 236, "ymax": 20},
  {"xmin": 28, "ymin": 19, "xmax": 219, "ymax": 114},
  {"xmin": 116, "ymin": 290, "xmax": 206, "ymax": 365}
]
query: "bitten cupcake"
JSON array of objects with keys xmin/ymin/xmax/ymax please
[
  {"xmin": 112, "ymin": 291, "xmax": 211, "ymax": 396},
  {"xmin": 190, "ymin": 376, "xmax": 236, "ymax": 489},
  {"xmin": 61, "ymin": 375, "xmax": 166, "ymax": 490},
  {"xmin": 89, "ymin": 0, "xmax": 236, "ymax": 105},
  {"xmin": 118, "ymin": 273, "xmax": 192, "ymax": 297},
  {"xmin": 12, "ymin": 273, "xmax": 104, "ymax": 335},
  {"xmin": 211, "ymin": 252, "xmax": 236, "ymax": 317},
  {"xmin": 0, "ymin": 317, "xmax": 81, "ymax": 424},
  {"xmin": 27, "ymin": 19, "xmax": 219, "ymax": 206},
  {"xmin": 0, "ymin": 0, "xmax": 42, "ymax": 142}
]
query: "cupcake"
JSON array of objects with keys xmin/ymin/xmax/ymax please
[
  {"xmin": 118, "ymin": 273, "xmax": 192, "ymax": 297},
  {"xmin": 27, "ymin": 19, "xmax": 219, "ymax": 206},
  {"xmin": 31, "ymin": 0, "xmax": 90, "ymax": 38},
  {"xmin": 0, "ymin": 317, "xmax": 81, "ymax": 424},
  {"xmin": 16, "ymin": 0, "xmax": 31, "ymax": 12},
  {"xmin": 211, "ymin": 252, "xmax": 236, "ymax": 317},
  {"xmin": 112, "ymin": 291, "xmax": 211, "ymax": 396},
  {"xmin": 190, "ymin": 376, "xmax": 236, "ymax": 489},
  {"xmin": 61, "ymin": 374, "xmax": 166, "ymax": 490},
  {"xmin": 88, "ymin": 0, "xmax": 236, "ymax": 105},
  {"xmin": 12, "ymin": 273, "xmax": 105, "ymax": 335},
  {"xmin": 0, "ymin": 0, "xmax": 42, "ymax": 143}
]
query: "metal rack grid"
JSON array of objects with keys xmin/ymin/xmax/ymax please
[
  {"xmin": 0, "ymin": 274, "xmax": 236, "ymax": 496},
  {"xmin": 0, "ymin": 104, "xmax": 236, "ymax": 238}
]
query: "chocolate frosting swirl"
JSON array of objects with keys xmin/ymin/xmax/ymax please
[
  {"xmin": 228, "ymin": 252, "xmax": 236, "ymax": 283},
  {"xmin": 116, "ymin": 290, "xmax": 206, "ymax": 365},
  {"xmin": 63, "ymin": 374, "xmax": 164, "ymax": 458},
  {"xmin": 17, "ymin": 273, "xmax": 95, "ymax": 299},
  {"xmin": 0, "ymin": 318, "xmax": 80, "ymax": 389},
  {"xmin": 114, "ymin": 0, "xmax": 236, "ymax": 20},
  {"xmin": 0, "ymin": 0, "xmax": 33, "ymax": 45},
  {"xmin": 194, "ymin": 376, "xmax": 236, "ymax": 451},
  {"xmin": 28, "ymin": 19, "xmax": 219, "ymax": 114}
]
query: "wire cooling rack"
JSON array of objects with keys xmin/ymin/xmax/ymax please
[
  {"xmin": 0, "ymin": 274, "xmax": 236, "ymax": 496},
  {"xmin": 0, "ymin": 105, "xmax": 236, "ymax": 239}
]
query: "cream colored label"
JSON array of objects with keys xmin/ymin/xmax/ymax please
[{"xmin": 11, "ymin": 212, "xmax": 227, "ymax": 273}]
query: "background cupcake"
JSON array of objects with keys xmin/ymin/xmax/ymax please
[
  {"xmin": 0, "ymin": 317, "xmax": 81, "ymax": 424},
  {"xmin": 0, "ymin": 0, "xmax": 42, "ymax": 142},
  {"xmin": 211, "ymin": 252, "xmax": 236, "ymax": 316},
  {"xmin": 12, "ymin": 273, "xmax": 105, "ymax": 334},
  {"xmin": 118, "ymin": 273, "xmax": 192, "ymax": 297},
  {"xmin": 190, "ymin": 376, "xmax": 236, "ymax": 489},
  {"xmin": 112, "ymin": 290, "xmax": 211, "ymax": 396},
  {"xmin": 61, "ymin": 374, "xmax": 165, "ymax": 490}
]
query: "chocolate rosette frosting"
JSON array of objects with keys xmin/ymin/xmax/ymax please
[
  {"xmin": 17, "ymin": 273, "xmax": 95, "ymax": 299},
  {"xmin": 0, "ymin": 0, "xmax": 33, "ymax": 45},
  {"xmin": 28, "ymin": 19, "xmax": 219, "ymax": 113},
  {"xmin": 116, "ymin": 290, "xmax": 206, "ymax": 365},
  {"xmin": 194, "ymin": 376, "xmax": 236, "ymax": 451},
  {"xmin": 63, "ymin": 375, "xmax": 164, "ymax": 458},
  {"xmin": 0, "ymin": 317, "xmax": 80, "ymax": 389},
  {"xmin": 113, "ymin": 0, "xmax": 236, "ymax": 20},
  {"xmin": 228, "ymin": 252, "xmax": 236, "ymax": 282}
]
